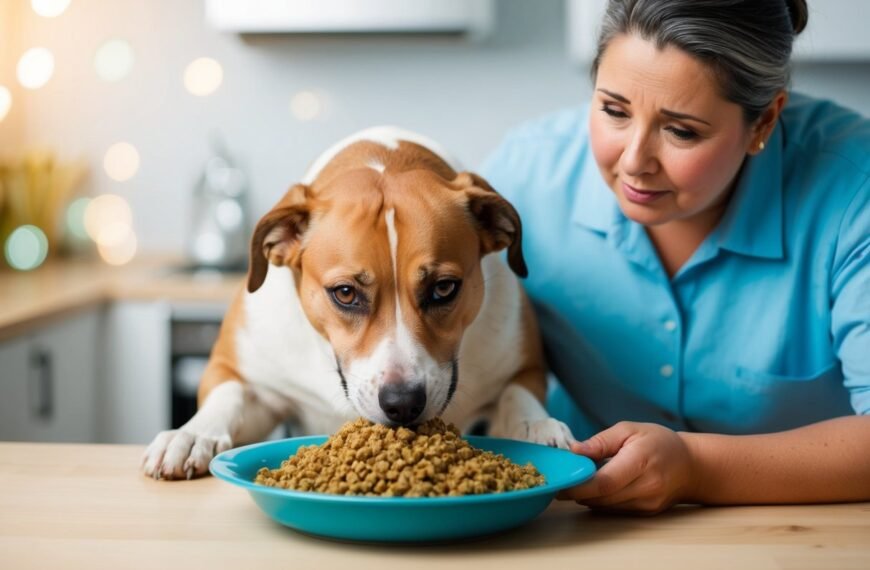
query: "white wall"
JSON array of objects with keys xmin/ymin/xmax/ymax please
[{"xmin": 2, "ymin": 0, "xmax": 868, "ymax": 253}]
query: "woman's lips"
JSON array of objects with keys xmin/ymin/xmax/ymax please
[{"xmin": 622, "ymin": 182, "xmax": 667, "ymax": 204}]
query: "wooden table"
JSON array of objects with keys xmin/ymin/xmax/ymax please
[{"xmin": 2, "ymin": 443, "xmax": 868, "ymax": 570}]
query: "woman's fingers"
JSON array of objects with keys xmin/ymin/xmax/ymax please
[
  {"xmin": 570, "ymin": 421, "xmax": 638, "ymax": 461},
  {"xmin": 578, "ymin": 472, "xmax": 668, "ymax": 510},
  {"xmin": 558, "ymin": 423, "xmax": 691, "ymax": 514},
  {"xmin": 560, "ymin": 473, "xmax": 674, "ymax": 515},
  {"xmin": 557, "ymin": 441, "xmax": 647, "ymax": 501}
]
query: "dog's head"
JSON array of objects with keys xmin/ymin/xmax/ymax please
[{"xmin": 247, "ymin": 142, "xmax": 525, "ymax": 427}]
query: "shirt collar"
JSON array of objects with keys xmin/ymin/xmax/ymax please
[
  {"xmin": 713, "ymin": 122, "xmax": 784, "ymax": 259},
  {"xmin": 571, "ymin": 120, "xmax": 785, "ymax": 261}
]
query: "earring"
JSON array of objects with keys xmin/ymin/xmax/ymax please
[{"xmin": 758, "ymin": 140, "xmax": 766, "ymax": 151}]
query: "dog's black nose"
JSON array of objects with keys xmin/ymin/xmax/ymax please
[{"xmin": 378, "ymin": 384, "xmax": 426, "ymax": 425}]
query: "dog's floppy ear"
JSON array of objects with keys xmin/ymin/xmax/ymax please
[
  {"xmin": 453, "ymin": 172, "xmax": 528, "ymax": 278},
  {"xmin": 247, "ymin": 184, "xmax": 312, "ymax": 293}
]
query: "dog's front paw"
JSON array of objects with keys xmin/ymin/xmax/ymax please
[
  {"xmin": 502, "ymin": 418, "xmax": 575, "ymax": 449},
  {"xmin": 141, "ymin": 429, "xmax": 233, "ymax": 480}
]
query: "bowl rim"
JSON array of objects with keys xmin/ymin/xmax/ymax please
[{"xmin": 209, "ymin": 434, "xmax": 596, "ymax": 506}]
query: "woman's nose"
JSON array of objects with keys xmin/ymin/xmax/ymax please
[{"xmin": 620, "ymin": 127, "xmax": 659, "ymax": 177}]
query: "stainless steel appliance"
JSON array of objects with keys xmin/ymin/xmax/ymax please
[{"xmin": 186, "ymin": 137, "xmax": 250, "ymax": 270}]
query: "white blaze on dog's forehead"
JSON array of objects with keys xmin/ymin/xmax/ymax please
[
  {"xmin": 385, "ymin": 208, "xmax": 417, "ymax": 357},
  {"xmin": 301, "ymin": 126, "xmax": 463, "ymax": 184},
  {"xmin": 385, "ymin": 208, "xmax": 401, "ymax": 322},
  {"xmin": 367, "ymin": 160, "xmax": 385, "ymax": 174}
]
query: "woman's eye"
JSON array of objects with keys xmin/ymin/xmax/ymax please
[
  {"xmin": 431, "ymin": 279, "xmax": 460, "ymax": 303},
  {"xmin": 601, "ymin": 105, "xmax": 628, "ymax": 119},
  {"xmin": 666, "ymin": 126, "xmax": 698, "ymax": 141},
  {"xmin": 332, "ymin": 286, "xmax": 357, "ymax": 306}
]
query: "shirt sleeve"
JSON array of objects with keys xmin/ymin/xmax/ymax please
[{"xmin": 831, "ymin": 176, "xmax": 870, "ymax": 414}]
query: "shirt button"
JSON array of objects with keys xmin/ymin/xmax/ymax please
[
  {"xmin": 664, "ymin": 320, "xmax": 677, "ymax": 331},
  {"xmin": 659, "ymin": 364, "xmax": 674, "ymax": 378}
]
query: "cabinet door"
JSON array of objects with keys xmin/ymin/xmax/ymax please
[
  {"xmin": 0, "ymin": 335, "xmax": 32, "ymax": 439},
  {"xmin": 0, "ymin": 309, "xmax": 99, "ymax": 442},
  {"xmin": 99, "ymin": 301, "xmax": 170, "ymax": 444}
]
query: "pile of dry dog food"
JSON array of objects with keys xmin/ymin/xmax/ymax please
[{"xmin": 254, "ymin": 417, "xmax": 545, "ymax": 497}]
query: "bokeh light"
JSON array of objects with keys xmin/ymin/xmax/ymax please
[
  {"xmin": 184, "ymin": 57, "xmax": 223, "ymax": 97},
  {"xmin": 31, "ymin": 0, "xmax": 71, "ymax": 18},
  {"xmin": 192, "ymin": 231, "xmax": 224, "ymax": 264},
  {"xmin": 103, "ymin": 142, "xmax": 140, "ymax": 182},
  {"xmin": 5, "ymin": 225, "xmax": 49, "ymax": 271},
  {"xmin": 97, "ymin": 231, "xmax": 137, "ymax": 265},
  {"xmin": 65, "ymin": 197, "xmax": 91, "ymax": 240},
  {"xmin": 17, "ymin": 48, "xmax": 55, "ymax": 90},
  {"xmin": 84, "ymin": 193, "xmax": 133, "ymax": 247},
  {"xmin": 94, "ymin": 39, "xmax": 134, "ymax": 82},
  {"xmin": 0, "ymin": 86, "xmax": 11, "ymax": 123},
  {"xmin": 290, "ymin": 90, "xmax": 324, "ymax": 121},
  {"xmin": 216, "ymin": 199, "xmax": 243, "ymax": 230}
]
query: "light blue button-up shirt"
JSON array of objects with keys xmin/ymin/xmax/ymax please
[{"xmin": 480, "ymin": 93, "xmax": 869, "ymax": 439}]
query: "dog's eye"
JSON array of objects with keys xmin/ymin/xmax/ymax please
[
  {"xmin": 331, "ymin": 285, "xmax": 358, "ymax": 306},
  {"xmin": 431, "ymin": 279, "xmax": 461, "ymax": 304}
]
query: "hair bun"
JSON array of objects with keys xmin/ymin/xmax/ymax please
[{"xmin": 785, "ymin": 0, "xmax": 809, "ymax": 34}]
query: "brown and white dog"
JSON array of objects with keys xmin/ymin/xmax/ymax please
[{"xmin": 142, "ymin": 127, "xmax": 575, "ymax": 479}]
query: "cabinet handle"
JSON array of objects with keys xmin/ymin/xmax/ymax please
[{"xmin": 29, "ymin": 347, "xmax": 54, "ymax": 420}]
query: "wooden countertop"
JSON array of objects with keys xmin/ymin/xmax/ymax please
[
  {"xmin": 2, "ymin": 443, "xmax": 869, "ymax": 570},
  {"xmin": 0, "ymin": 255, "xmax": 244, "ymax": 340}
]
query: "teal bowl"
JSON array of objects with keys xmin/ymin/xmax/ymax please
[{"xmin": 210, "ymin": 435, "xmax": 596, "ymax": 543}]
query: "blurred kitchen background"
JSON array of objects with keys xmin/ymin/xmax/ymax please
[{"xmin": 1, "ymin": 0, "xmax": 868, "ymax": 445}]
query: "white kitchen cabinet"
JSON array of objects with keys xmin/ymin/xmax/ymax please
[
  {"xmin": 98, "ymin": 301, "xmax": 171, "ymax": 444},
  {"xmin": 206, "ymin": 0, "xmax": 494, "ymax": 40},
  {"xmin": 0, "ymin": 309, "xmax": 100, "ymax": 442}
]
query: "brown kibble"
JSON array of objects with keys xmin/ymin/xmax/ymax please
[{"xmin": 253, "ymin": 417, "xmax": 545, "ymax": 497}]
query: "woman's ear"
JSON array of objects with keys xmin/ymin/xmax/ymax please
[
  {"xmin": 749, "ymin": 91, "xmax": 788, "ymax": 155},
  {"xmin": 247, "ymin": 184, "xmax": 312, "ymax": 293},
  {"xmin": 453, "ymin": 171, "xmax": 528, "ymax": 278}
]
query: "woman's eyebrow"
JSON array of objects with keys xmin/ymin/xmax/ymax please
[
  {"xmin": 597, "ymin": 88, "xmax": 629, "ymax": 103},
  {"xmin": 661, "ymin": 109, "xmax": 711, "ymax": 126},
  {"xmin": 598, "ymin": 88, "xmax": 712, "ymax": 126}
]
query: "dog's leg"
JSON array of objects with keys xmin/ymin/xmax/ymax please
[
  {"xmin": 489, "ymin": 382, "xmax": 575, "ymax": 449},
  {"xmin": 488, "ymin": 290, "xmax": 575, "ymax": 448},
  {"xmin": 141, "ymin": 381, "xmax": 290, "ymax": 480}
]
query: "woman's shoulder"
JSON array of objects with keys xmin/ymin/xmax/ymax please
[
  {"xmin": 782, "ymin": 92, "xmax": 870, "ymax": 177},
  {"xmin": 778, "ymin": 94, "xmax": 868, "ymax": 281}
]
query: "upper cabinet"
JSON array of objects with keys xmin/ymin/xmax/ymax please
[
  {"xmin": 567, "ymin": 0, "xmax": 870, "ymax": 65},
  {"xmin": 205, "ymin": 0, "xmax": 494, "ymax": 41}
]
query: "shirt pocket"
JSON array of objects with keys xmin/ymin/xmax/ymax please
[
  {"xmin": 733, "ymin": 362, "xmax": 840, "ymax": 390},
  {"xmin": 726, "ymin": 362, "xmax": 852, "ymax": 433}
]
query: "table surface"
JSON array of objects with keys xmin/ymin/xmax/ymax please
[{"xmin": 2, "ymin": 442, "xmax": 869, "ymax": 570}]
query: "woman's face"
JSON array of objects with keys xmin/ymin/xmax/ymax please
[{"xmin": 589, "ymin": 33, "xmax": 757, "ymax": 227}]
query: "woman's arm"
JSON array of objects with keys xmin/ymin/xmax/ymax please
[
  {"xmin": 558, "ymin": 415, "xmax": 870, "ymax": 513},
  {"xmin": 682, "ymin": 414, "xmax": 870, "ymax": 504}
]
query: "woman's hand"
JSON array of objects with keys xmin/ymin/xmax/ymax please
[{"xmin": 556, "ymin": 421, "xmax": 696, "ymax": 514}]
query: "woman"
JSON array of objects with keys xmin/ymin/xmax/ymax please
[{"xmin": 480, "ymin": 0, "xmax": 870, "ymax": 513}]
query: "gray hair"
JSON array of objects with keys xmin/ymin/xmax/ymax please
[{"xmin": 591, "ymin": 0, "xmax": 809, "ymax": 123}]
